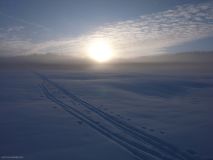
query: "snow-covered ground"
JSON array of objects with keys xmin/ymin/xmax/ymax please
[{"xmin": 0, "ymin": 65, "xmax": 212, "ymax": 160}]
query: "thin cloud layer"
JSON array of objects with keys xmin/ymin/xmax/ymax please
[
  {"xmin": 88, "ymin": 2, "xmax": 213, "ymax": 57},
  {"xmin": 0, "ymin": 2, "xmax": 213, "ymax": 58}
]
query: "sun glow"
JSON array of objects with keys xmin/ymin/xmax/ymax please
[{"xmin": 87, "ymin": 39, "xmax": 113, "ymax": 63}]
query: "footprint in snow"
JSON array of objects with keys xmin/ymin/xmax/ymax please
[
  {"xmin": 77, "ymin": 121, "xmax": 83, "ymax": 125},
  {"xmin": 149, "ymin": 129, "xmax": 155, "ymax": 132},
  {"xmin": 186, "ymin": 149, "xmax": 197, "ymax": 155}
]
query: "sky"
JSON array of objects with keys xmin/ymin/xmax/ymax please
[{"xmin": 0, "ymin": 0, "xmax": 213, "ymax": 59}]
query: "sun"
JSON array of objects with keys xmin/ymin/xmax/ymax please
[{"xmin": 87, "ymin": 38, "xmax": 113, "ymax": 63}]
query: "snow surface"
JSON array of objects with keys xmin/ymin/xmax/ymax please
[{"xmin": 0, "ymin": 65, "xmax": 212, "ymax": 160}]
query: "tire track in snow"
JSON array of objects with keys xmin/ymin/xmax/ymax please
[{"xmin": 36, "ymin": 72, "xmax": 196, "ymax": 160}]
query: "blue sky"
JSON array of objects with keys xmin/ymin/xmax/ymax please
[{"xmin": 0, "ymin": 0, "xmax": 212, "ymax": 58}]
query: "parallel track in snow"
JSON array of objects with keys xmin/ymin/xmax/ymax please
[{"xmin": 36, "ymin": 72, "xmax": 196, "ymax": 160}]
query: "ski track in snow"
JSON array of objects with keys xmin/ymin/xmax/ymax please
[{"xmin": 35, "ymin": 72, "xmax": 198, "ymax": 160}]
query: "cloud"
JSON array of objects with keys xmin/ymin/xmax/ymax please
[
  {"xmin": 88, "ymin": 2, "xmax": 213, "ymax": 57},
  {"xmin": 0, "ymin": 11, "xmax": 50, "ymax": 32},
  {"xmin": 7, "ymin": 26, "xmax": 24, "ymax": 32},
  {"xmin": 0, "ymin": 2, "xmax": 213, "ymax": 58}
]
